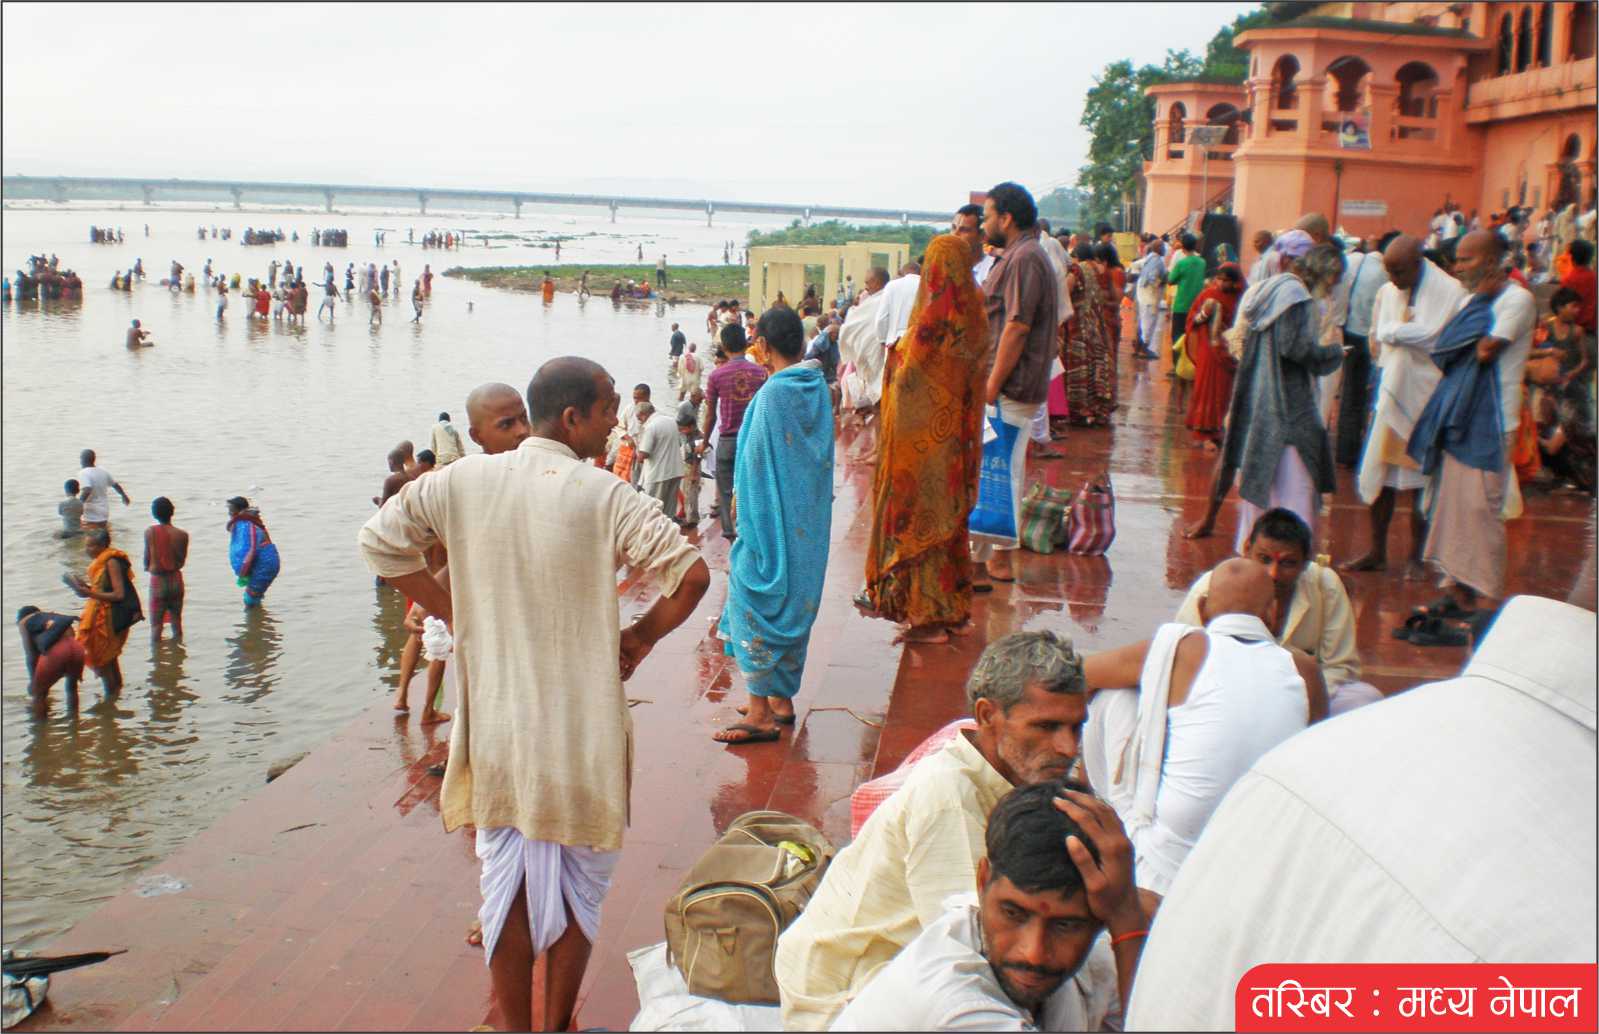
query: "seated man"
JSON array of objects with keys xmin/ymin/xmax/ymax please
[
  {"xmin": 1126, "ymin": 596, "xmax": 1596, "ymax": 1028},
  {"xmin": 1082, "ymin": 559, "xmax": 1327, "ymax": 905},
  {"xmin": 832, "ymin": 781, "xmax": 1145, "ymax": 1032},
  {"xmin": 776, "ymin": 631, "xmax": 1090, "ymax": 1031},
  {"xmin": 1176, "ymin": 507, "xmax": 1383, "ymax": 716}
]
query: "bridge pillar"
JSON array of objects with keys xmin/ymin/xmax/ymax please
[
  {"xmin": 419, "ymin": 192, "xmax": 429, "ymax": 215},
  {"xmin": 142, "ymin": 185, "xmax": 155, "ymax": 206},
  {"xmin": 609, "ymin": 200, "xmax": 618, "ymax": 223},
  {"xmin": 231, "ymin": 186, "xmax": 243, "ymax": 210},
  {"xmin": 52, "ymin": 180, "xmax": 67, "ymax": 204},
  {"xmin": 706, "ymin": 202, "xmax": 715, "ymax": 227},
  {"xmin": 803, "ymin": 207, "xmax": 812, "ymax": 227},
  {"xmin": 513, "ymin": 198, "xmax": 523, "ymax": 219},
  {"xmin": 324, "ymin": 189, "xmax": 335, "ymax": 213},
  {"xmin": 901, "ymin": 213, "xmax": 909, "ymax": 226}
]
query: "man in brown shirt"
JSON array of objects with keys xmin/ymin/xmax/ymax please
[{"xmin": 974, "ymin": 181, "xmax": 1059, "ymax": 586}]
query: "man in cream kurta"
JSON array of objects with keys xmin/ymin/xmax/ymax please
[
  {"xmin": 775, "ymin": 630, "xmax": 1091, "ymax": 1031},
  {"xmin": 1344, "ymin": 239, "xmax": 1466, "ymax": 576},
  {"xmin": 358, "ymin": 357, "xmax": 708, "ymax": 1032}
]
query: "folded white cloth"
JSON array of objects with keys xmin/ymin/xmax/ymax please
[{"xmin": 421, "ymin": 615, "xmax": 453, "ymax": 662}]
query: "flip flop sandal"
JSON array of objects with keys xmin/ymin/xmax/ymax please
[
  {"xmin": 1408, "ymin": 616, "xmax": 1470, "ymax": 647},
  {"xmin": 1393, "ymin": 613, "xmax": 1429, "ymax": 640},
  {"xmin": 737, "ymin": 706, "xmax": 796, "ymax": 726},
  {"xmin": 972, "ymin": 582, "xmax": 995, "ymax": 594},
  {"xmin": 1412, "ymin": 596, "xmax": 1472, "ymax": 621},
  {"xmin": 717, "ymin": 722, "xmax": 782, "ymax": 745}
]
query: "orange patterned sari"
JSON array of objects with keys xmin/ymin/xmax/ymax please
[{"xmin": 863, "ymin": 235, "xmax": 992, "ymax": 627}]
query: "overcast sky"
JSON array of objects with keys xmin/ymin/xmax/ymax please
[{"xmin": 3, "ymin": 2, "xmax": 1254, "ymax": 211}]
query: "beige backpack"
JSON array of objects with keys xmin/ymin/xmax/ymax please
[{"xmin": 663, "ymin": 810, "xmax": 835, "ymax": 1004}]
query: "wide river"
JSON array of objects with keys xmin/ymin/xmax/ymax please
[{"xmin": 0, "ymin": 199, "xmax": 810, "ymax": 949}]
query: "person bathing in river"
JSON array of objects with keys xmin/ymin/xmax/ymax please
[
  {"xmin": 144, "ymin": 496, "xmax": 189, "ymax": 644},
  {"xmin": 125, "ymin": 319, "xmax": 151, "ymax": 348},
  {"xmin": 66, "ymin": 527, "xmax": 141, "ymax": 695},
  {"xmin": 226, "ymin": 497, "xmax": 281, "ymax": 608},
  {"xmin": 17, "ymin": 606, "xmax": 85, "ymax": 715}
]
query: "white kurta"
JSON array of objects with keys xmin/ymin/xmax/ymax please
[
  {"xmin": 1125, "ymin": 596, "xmax": 1597, "ymax": 1031},
  {"xmin": 1357, "ymin": 260, "xmax": 1466, "ymax": 504},
  {"xmin": 839, "ymin": 290, "xmax": 887, "ymax": 409},
  {"xmin": 358, "ymin": 435, "xmax": 701, "ymax": 851}
]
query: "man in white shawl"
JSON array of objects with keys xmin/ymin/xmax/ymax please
[
  {"xmin": 359, "ymin": 358, "xmax": 711, "ymax": 1032},
  {"xmin": 838, "ymin": 266, "xmax": 890, "ymax": 414},
  {"xmin": 1341, "ymin": 237, "xmax": 1465, "ymax": 577},
  {"xmin": 1079, "ymin": 559, "xmax": 1326, "ymax": 908}
]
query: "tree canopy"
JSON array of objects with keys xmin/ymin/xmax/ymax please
[{"xmin": 747, "ymin": 219, "xmax": 939, "ymax": 258}]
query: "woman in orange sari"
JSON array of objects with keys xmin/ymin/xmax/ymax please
[
  {"xmin": 1183, "ymin": 263, "xmax": 1245, "ymax": 451},
  {"xmin": 67, "ymin": 527, "xmax": 138, "ymax": 694},
  {"xmin": 860, "ymin": 235, "xmax": 990, "ymax": 642}
]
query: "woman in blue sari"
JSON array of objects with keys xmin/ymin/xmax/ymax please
[
  {"xmin": 714, "ymin": 306, "xmax": 835, "ymax": 745},
  {"xmin": 226, "ymin": 496, "xmax": 281, "ymax": 607}
]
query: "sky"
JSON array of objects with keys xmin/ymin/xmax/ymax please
[{"xmin": 3, "ymin": 2, "xmax": 1256, "ymax": 212}]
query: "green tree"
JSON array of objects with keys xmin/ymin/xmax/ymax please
[
  {"xmin": 746, "ymin": 219, "xmax": 939, "ymax": 257},
  {"xmin": 1203, "ymin": 7, "xmax": 1272, "ymax": 81},
  {"xmin": 1077, "ymin": 49, "xmax": 1204, "ymax": 229},
  {"xmin": 1037, "ymin": 186, "xmax": 1092, "ymax": 228}
]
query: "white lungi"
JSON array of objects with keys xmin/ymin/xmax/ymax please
[{"xmin": 476, "ymin": 827, "xmax": 620, "ymax": 964}]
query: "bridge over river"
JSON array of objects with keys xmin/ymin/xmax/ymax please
[{"xmin": 1, "ymin": 175, "xmax": 947, "ymax": 226}]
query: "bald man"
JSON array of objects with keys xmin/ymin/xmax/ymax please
[
  {"xmin": 1408, "ymin": 229, "xmax": 1536, "ymax": 626},
  {"xmin": 466, "ymin": 382, "xmax": 533, "ymax": 455},
  {"xmin": 1079, "ymin": 557, "xmax": 1327, "ymax": 908},
  {"xmin": 360, "ymin": 356, "xmax": 710, "ymax": 1032},
  {"xmin": 1343, "ymin": 236, "xmax": 1466, "ymax": 577}
]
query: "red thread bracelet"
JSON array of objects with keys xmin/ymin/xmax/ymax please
[{"xmin": 1110, "ymin": 929, "xmax": 1149, "ymax": 947}]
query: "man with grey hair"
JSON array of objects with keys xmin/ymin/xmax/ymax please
[{"xmin": 775, "ymin": 630, "xmax": 1090, "ymax": 1030}]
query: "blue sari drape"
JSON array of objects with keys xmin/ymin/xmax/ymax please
[
  {"xmin": 228, "ymin": 516, "xmax": 281, "ymax": 606},
  {"xmin": 720, "ymin": 363, "xmax": 835, "ymax": 698}
]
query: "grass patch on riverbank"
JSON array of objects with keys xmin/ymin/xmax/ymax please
[{"xmin": 444, "ymin": 264, "xmax": 749, "ymax": 304}]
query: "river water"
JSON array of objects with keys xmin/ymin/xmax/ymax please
[{"xmin": 0, "ymin": 200, "xmax": 804, "ymax": 949}]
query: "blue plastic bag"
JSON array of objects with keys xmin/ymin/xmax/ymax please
[{"xmin": 969, "ymin": 408, "xmax": 1020, "ymax": 542}]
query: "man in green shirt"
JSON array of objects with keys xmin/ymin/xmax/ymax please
[{"xmin": 1168, "ymin": 232, "xmax": 1208, "ymax": 363}]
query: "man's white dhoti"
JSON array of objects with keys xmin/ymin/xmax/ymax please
[{"xmin": 476, "ymin": 828, "xmax": 620, "ymax": 964}]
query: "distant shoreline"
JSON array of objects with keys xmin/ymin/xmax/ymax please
[{"xmin": 445, "ymin": 264, "xmax": 748, "ymax": 305}]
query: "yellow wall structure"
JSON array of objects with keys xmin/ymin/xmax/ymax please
[{"xmin": 746, "ymin": 241, "xmax": 910, "ymax": 313}]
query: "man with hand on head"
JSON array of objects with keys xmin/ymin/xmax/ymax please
[{"xmin": 832, "ymin": 780, "xmax": 1145, "ymax": 1032}]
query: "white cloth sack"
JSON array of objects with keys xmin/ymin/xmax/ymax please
[{"xmin": 627, "ymin": 942, "xmax": 784, "ymax": 1032}]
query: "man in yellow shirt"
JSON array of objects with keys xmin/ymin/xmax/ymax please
[{"xmin": 774, "ymin": 630, "xmax": 1091, "ymax": 1030}]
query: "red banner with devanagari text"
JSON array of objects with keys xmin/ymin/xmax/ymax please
[{"xmin": 1235, "ymin": 964, "xmax": 1597, "ymax": 1032}]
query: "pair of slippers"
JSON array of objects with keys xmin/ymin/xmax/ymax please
[{"xmin": 1394, "ymin": 599, "xmax": 1499, "ymax": 648}]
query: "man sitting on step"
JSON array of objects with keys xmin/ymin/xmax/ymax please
[
  {"xmin": 776, "ymin": 631, "xmax": 1090, "ymax": 1031},
  {"xmin": 832, "ymin": 780, "xmax": 1145, "ymax": 1032},
  {"xmin": 1081, "ymin": 558, "xmax": 1328, "ymax": 910}
]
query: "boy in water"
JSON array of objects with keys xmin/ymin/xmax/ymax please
[{"xmin": 58, "ymin": 480, "xmax": 84, "ymax": 537}]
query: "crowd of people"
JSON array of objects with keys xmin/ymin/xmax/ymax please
[
  {"xmin": 18, "ymin": 448, "xmax": 280, "ymax": 717},
  {"xmin": 13, "ymin": 179, "xmax": 1594, "ymax": 1030},
  {"xmin": 343, "ymin": 173, "xmax": 1596, "ymax": 1032}
]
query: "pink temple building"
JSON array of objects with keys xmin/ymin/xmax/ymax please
[{"xmin": 1141, "ymin": 1, "xmax": 1597, "ymax": 239}]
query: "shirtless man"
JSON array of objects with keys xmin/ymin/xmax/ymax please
[
  {"xmin": 374, "ymin": 448, "xmax": 413, "ymax": 508},
  {"xmin": 144, "ymin": 496, "xmax": 190, "ymax": 643},
  {"xmin": 125, "ymin": 319, "xmax": 151, "ymax": 348}
]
